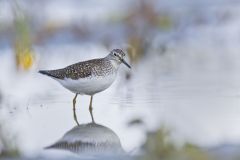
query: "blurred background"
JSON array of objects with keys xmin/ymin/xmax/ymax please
[{"xmin": 1, "ymin": 0, "xmax": 240, "ymax": 159}]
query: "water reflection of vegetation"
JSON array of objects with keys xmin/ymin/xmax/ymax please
[
  {"xmin": 141, "ymin": 127, "xmax": 212, "ymax": 160},
  {"xmin": 0, "ymin": 118, "xmax": 19, "ymax": 158}
]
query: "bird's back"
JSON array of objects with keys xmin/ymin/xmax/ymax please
[{"xmin": 39, "ymin": 58, "xmax": 115, "ymax": 80}]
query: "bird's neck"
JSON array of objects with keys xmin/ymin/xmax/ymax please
[
  {"xmin": 105, "ymin": 58, "xmax": 120, "ymax": 70},
  {"xmin": 104, "ymin": 56, "xmax": 121, "ymax": 70}
]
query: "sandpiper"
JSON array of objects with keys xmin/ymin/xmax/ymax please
[{"xmin": 39, "ymin": 49, "xmax": 131, "ymax": 125}]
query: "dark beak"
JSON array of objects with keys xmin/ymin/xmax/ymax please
[{"xmin": 122, "ymin": 59, "xmax": 131, "ymax": 69}]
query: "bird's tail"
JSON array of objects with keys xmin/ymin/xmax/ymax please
[{"xmin": 39, "ymin": 70, "xmax": 59, "ymax": 79}]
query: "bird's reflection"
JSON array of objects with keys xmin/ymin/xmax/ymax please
[
  {"xmin": 47, "ymin": 102, "xmax": 124, "ymax": 155},
  {"xmin": 45, "ymin": 122, "xmax": 124, "ymax": 155}
]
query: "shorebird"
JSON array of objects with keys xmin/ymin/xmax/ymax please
[{"xmin": 39, "ymin": 49, "xmax": 131, "ymax": 125}]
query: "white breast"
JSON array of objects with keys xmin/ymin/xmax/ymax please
[{"xmin": 56, "ymin": 73, "xmax": 117, "ymax": 95}]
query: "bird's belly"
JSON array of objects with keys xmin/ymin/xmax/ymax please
[{"xmin": 58, "ymin": 74, "xmax": 116, "ymax": 95}]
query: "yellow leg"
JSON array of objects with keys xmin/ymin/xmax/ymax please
[
  {"xmin": 73, "ymin": 94, "xmax": 80, "ymax": 126},
  {"xmin": 89, "ymin": 95, "xmax": 95, "ymax": 123}
]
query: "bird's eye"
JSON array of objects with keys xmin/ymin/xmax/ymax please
[{"xmin": 113, "ymin": 52, "xmax": 117, "ymax": 56}]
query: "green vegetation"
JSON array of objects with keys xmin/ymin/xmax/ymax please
[
  {"xmin": 142, "ymin": 127, "xmax": 212, "ymax": 160},
  {"xmin": 13, "ymin": 0, "xmax": 35, "ymax": 71}
]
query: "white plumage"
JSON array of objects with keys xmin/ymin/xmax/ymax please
[{"xmin": 57, "ymin": 72, "xmax": 117, "ymax": 95}]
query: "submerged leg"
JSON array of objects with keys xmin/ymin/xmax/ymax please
[
  {"xmin": 89, "ymin": 95, "xmax": 95, "ymax": 123},
  {"xmin": 73, "ymin": 93, "xmax": 80, "ymax": 126}
]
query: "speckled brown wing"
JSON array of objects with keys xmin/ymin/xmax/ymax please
[{"xmin": 39, "ymin": 58, "xmax": 114, "ymax": 80}]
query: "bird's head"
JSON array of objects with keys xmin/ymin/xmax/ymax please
[{"xmin": 107, "ymin": 49, "xmax": 131, "ymax": 69}]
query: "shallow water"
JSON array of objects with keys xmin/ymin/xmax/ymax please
[
  {"xmin": 1, "ymin": 0, "xmax": 240, "ymax": 159},
  {"xmin": 1, "ymin": 40, "xmax": 240, "ymax": 158}
]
